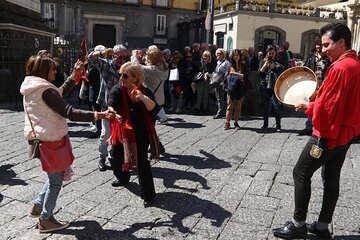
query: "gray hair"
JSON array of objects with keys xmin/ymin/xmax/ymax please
[{"xmin": 113, "ymin": 44, "xmax": 127, "ymax": 53}]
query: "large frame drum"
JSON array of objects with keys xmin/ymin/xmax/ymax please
[{"xmin": 274, "ymin": 66, "xmax": 318, "ymax": 107}]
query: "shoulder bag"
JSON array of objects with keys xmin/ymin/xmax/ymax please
[
  {"xmin": 209, "ymin": 72, "xmax": 225, "ymax": 87},
  {"xmin": 193, "ymin": 71, "xmax": 205, "ymax": 83},
  {"xmin": 25, "ymin": 108, "xmax": 74, "ymax": 173}
]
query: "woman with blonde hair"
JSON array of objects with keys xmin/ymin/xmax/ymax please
[
  {"xmin": 108, "ymin": 62, "xmax": 160, "ymax": 207},
  {"xmin": 193, "ymin": 50, "xmax": 215, "ymax": 113},
  {"xmin": 132, "ymin": 47, "xmax": 169, "ymax": 123}
]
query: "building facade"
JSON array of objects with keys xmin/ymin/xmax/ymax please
[
  {"xmin": 213, "ymin": 3, "xmax": 344, "ymax": 59},
  {"xmin": 0, "ymin": 0, "xmax": 55, "ymax": 103}
]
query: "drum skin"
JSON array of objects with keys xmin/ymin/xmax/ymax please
[{"xmin": 274, "ymin": 66, "xmax": 318, "ymax": 107}]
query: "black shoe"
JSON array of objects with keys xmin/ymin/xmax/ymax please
[
  {"xmin": 111, "ymin": 179, "xmax": 128, "ymax": 187},
  {"xmin": 307, "ymin": 221, "xmax": 332, "ymax": 240},
  {"xmin": 213, "ymin": 114, "xmax": 223, "ymax": 119},
  {"xmin": 98, "ymin": 159, "xmax": 106, "ymax": 172},
  {"xmin": 272, "ymin": 221, "xmax": 307, "ymax": 239},
  {"xmin": 159, "ymin": 141, "xmax": 165, "ymax": 154},
  {"xmin": 143, "ymin": 196, "xmax": 156, "ymax": 208},
  {"xmin": 298, "ymin": 128, "xmax": 312, "ymax": 136},
  {"xmin": 89, "ymin": 132, "xmax": 101, "ymax": 139},
  {"xmin": 261, "ymin": 125, "xmax": 268, "ymax": 129}
]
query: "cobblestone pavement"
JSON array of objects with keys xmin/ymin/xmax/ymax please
[{"xmin": 1, "ymin": 102, "xmax": 360, "ymax": 240}]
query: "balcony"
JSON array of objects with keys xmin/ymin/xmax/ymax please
[{"xmin": 215, "ymin": 1, "xmax": 347, "ymax": 20}]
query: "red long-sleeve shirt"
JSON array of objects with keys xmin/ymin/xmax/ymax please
[{"xmin": 305, "ymin": 50, "xmax": 360, "ymax": 149}]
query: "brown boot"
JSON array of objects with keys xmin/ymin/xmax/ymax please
[
  {"xmin": 38, "ymin": 216, "xmax": 69, "ymax": 233},
  {"xmin": 29, "ymin": 204, "xmax": 41, "ymax": 218}
]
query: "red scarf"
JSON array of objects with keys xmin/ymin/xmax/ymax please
[{"xmin": 109, "ymin": 85, "xmax": 160, "ymax": 172}]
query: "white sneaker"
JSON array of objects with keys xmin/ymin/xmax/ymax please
[{"xmin": 90, "ymin": 125, "xmax": 97, "ymax": 132}]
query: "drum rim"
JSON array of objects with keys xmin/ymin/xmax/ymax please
[{"xmin": 274, "ymin": 66, "xmax": 318, "ymax": 107}]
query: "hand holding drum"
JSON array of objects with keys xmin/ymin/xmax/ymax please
[{"xmin": 274, "ymin": 66, "xmax": 318, "ymax": 108}]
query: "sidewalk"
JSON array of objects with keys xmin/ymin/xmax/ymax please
[{"xmin": 1, "ymin": 103, "xmax": 360, "ymax": 240}]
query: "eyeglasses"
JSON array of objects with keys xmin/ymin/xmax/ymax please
[
  {"xmin": 114, "ymin": 55, "xmax": 125, "ymax": 60},
  {"xmin": 119, "ymin": 73, "xmax": 129, "ymax": 79}
]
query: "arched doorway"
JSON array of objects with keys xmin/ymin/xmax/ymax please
[{"xmin": 254, "ymin": 26, "xmax": 286, "ymax": 53}]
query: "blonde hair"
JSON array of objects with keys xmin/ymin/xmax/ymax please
[
  {"xmin": 120, "ymin": 62, "xmax": 144, "ymax": 86},
  {"xmin": 215, "ymin": 48, "xmax": 226, "ymax": 57},
  {"xmin": 146, "ymin": 48, "xmax": 168, "ymax": 70},
  {"xmin": 201, "ymin": 50, "xmax": 212, "ymax": 63}
]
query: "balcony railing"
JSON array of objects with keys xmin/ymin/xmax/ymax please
[{"xmin": 215, "ymin": 2, "xmax": 347, "ymax": 20}]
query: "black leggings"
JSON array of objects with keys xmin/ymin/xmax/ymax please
[{"xmin": 293, "ymin": 135, "xmax": 350, "ymax": 223}]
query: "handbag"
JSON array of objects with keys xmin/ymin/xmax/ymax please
[
  {"xmin": 25, "ymin": 107, "xmax": 74, "ymax": 173},
  {"xmin": 193, "ymin": 71, "xmax": 205, "ymax": 83},
  {"xmin": 169, "ymin": 68, "xmax": 179, "ymax": 81},
  {"xmin": 39, "ymin": 135, "xmax": 74, "ymax": 173},
  {"xmin": 209, "ymin": 72, "xmax": 225, "ymax": 86}
]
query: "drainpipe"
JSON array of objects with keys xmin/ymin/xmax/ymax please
[{"xmin": 351, "ymin": 0, "xmax": 359, "ymax": 49}]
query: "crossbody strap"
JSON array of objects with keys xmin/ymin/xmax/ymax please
[{"xmin": 24, "ymin": 103, "xmax": 38, "ymax": 139}]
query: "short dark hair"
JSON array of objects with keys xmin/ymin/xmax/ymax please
[
  {"xmin": 25, "ymin": 55, "xmax": 58, "ymax": 79},
  {"xmin": 320, "ymin": 23, "xmax": 351, "ymax": 49}
]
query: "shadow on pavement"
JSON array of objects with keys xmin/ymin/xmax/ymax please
[
  {"xmin": 162, "ymin": 150, "xmax": 232, "ymax": 170},
  {"xmin": 152, "ymin": 191, "xmax": 231, "ymax": 233},
  {"xmin": 0, "ymin": 193, "xmax": 3, "ymax": 203},
  {"xmin": 241, "ymin": 126, "xmax": 301, "ymax": 134},
  {"xmin": 161, "ymin": 121, "xmax": 205, "ymax": 129},
  {"xmin": 0, "ymin": 164, "xmax": 28, "ymax": 186},
  {"xmin": 123, "ymin": 186, "xmax": 231, "ymax": 234},
  {"xmin": 56, "ymin": 220, "xmax": 157, "ymax": 240},
  {"xmin": 68, "ymin": 130, "xmax": 95, "ymax": 138},
  {"xmin": 152, "ymin": 166, "xmax": 210, "ymax": 193}
]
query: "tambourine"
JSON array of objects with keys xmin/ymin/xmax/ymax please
[{"xmin": 274, "ymin": 66, "xmax": 318, "ymax": 107}]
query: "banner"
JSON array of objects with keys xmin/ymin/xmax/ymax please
[{"xmin": 205, "ymin": 9, "xmax": 211, "ymax": 31}]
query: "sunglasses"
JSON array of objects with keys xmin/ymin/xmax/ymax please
[{"xmin": 119, "ymin": 73, "xmax": 129, "ymax": 79}]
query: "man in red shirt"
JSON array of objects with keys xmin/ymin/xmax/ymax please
[{"xmin": 273, "ymin": 23, "xmax": 360, "ymax": 240}]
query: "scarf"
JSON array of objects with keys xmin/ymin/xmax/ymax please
[{"xmin": 109, "ymin": 85, "xmax": 160, "ymax": 172}]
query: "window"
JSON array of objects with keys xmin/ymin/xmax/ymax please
[
  {"xmin": 227, "ymin": 37, "xmax": 233, "ymax": 53},
  {"xmin": 125, "ymin": 0, "xmax": 140, "ymax": 3},
  {"xmin": 154, "ymin": 0, "xmax": 169, "ymax": 7},
  {"xmin": 156, "ymin": 15, "xmax": 166, "ymax": 35},
  {"xmin": 43, "ymin": 3, "xmax": 56, "ymax": 29}
]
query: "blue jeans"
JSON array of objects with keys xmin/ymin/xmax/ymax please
[
  {"xmin": 99, "ymin": 106, "xmax": 112, "ymax": 160},
  {"xmin": 35, "ymin": 172, "xmax": 63, "ymax": 219}
]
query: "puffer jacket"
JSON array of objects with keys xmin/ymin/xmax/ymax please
[{"xmin": 20, "ymin": 76, "xmax": 68, "ymax": 142}]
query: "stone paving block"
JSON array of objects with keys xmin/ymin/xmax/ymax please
[
  {"xmin": 231, "ymin": 207, "xmax": 275, "ymax": 227},
  {"xmin": 234, "ymin": 161, "xmax": 261, "ymax": 177},
  {"xmin": 248, "ymin": 180, "xmax": 273, "ymax": 196},
  {"xmin": 0, "ymin": 217, "xmax": 35, "ymax": 239},
  {"xmin": 240, "ymin": 194, "xmax": 280, "ymax": 211},
  {"xmin": 183, "ymin": 228, "xmax": 220, "ymax": 240},
  {"xmin": 2, "ymin": 181, "xmax": 42, "ymax": 203},
  {"xmin": 219, "ymin": 221, "xmax": 269, "ymax": 240},
  {"xmin": 254, "ymin": 169, "xmax": 277, "ymax": 181},
  {"xmin": 268, "ymin": 182, "xmax": 293, "ymax": 200},
  {"xmin": 0, "ymin": 212, "xmax": 14, "ymax": 226},
  {"xmin": 62, "ymin": 198, "xmax": 99, "ymax": 219},
  {"xmin": 1, "ymin": 200, "xmax": 30, "ymax": 218}
]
